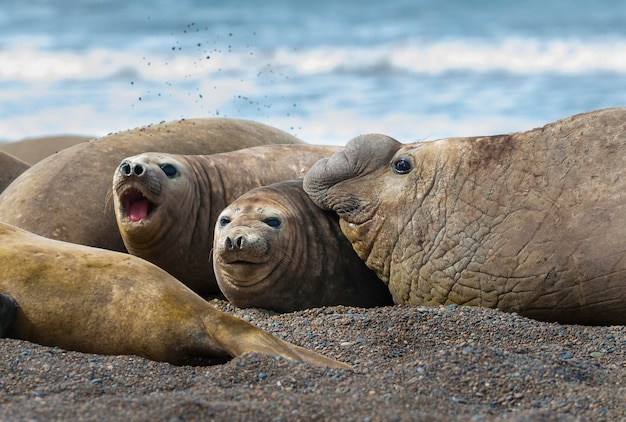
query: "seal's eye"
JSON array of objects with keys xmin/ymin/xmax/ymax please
[
  {"xmin": 160, "ymin": 163, "xmax": 178, "ymax": 178},
  {"xmin": 264, "ymin": 217, "xmax": 281, "ymax": 228},
  {"xmin": 218, "ymin": 216, "xmax": 231, "ymax": 227},
  {"xmin": 391, "ymin": 157, "xmax": 412, "ymax": 175}
]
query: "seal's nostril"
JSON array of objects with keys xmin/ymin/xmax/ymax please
[
  {"xmin": 226, "ymin": 237, "xmax": 234, "ymax": 250},
  {"xmin": 120, "ymin": 162, "xmax": 131, "ymax": 176},
  {"xmin": 235, "ymin": 236, "xmax": 244, "ymax": 249},
  {"xmin": 133, "ymin": 164, "xmax": 144, "ymax": 176}
]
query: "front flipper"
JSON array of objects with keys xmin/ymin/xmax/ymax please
[{"xmin": 0, "ymin": 294, "xmax": 17, "ymax": 337}]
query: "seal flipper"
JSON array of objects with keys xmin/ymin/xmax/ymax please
[
  {"xmin": 207, "ymin": 311, "xmax": 352, "ymax": 370},
  {"xmin": 0, "ymin": 293, "xmax": 17, "ymax": 337}
]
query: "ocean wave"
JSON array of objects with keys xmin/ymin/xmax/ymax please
[
  {"xmin": 2, "ymin": 37, "xmax": 626, "ymax": 83},
  {"xmin": 286, "ymin": 38, "xmax": 626, "ymax": 75}
]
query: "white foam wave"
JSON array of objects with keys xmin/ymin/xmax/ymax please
[
  {"xmin": 286, "ymin": 37, "xmax": 626, "ymax": 75},
  {"xmin": 2, "ymin": 37, "xmax": 626, "ymax": 83}
]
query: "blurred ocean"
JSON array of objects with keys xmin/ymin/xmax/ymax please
[{"xmin": 1, "ymin": 0, "xmax": 625, "ymax": 144}]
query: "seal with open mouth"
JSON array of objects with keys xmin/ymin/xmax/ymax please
[
  {"xmin": 0, "ymin": 118, "xmax": 305, "ymax": 253},
  {"xmin": 112, "ymin": 145, "xmax": 342, "ymax": 294}
]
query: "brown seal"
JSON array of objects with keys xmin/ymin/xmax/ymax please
[
  {"xmin": 304, "ymin": 108, "xmax": 626, "ymax": 325},
  {"xmin": 0, "ymin": 135, "xmax": 92, "ymax": 164},
  {"xmin": 0, "ymin": 222, "xmax": 349, "ymax": 368},
  {"xmin": 213, "ymin": 179, "xmax": 393, "ymax": 312},
  {"xmin": 112, "ymin": 145, "xmax": 342, "ymax": 294},
  {"xmin": 0, "ymin": 150, "xmax": 29, "ymax": 193},
  {"xmin": 0, "ymin": 118, "xmax": 304, "ymax": 253}
]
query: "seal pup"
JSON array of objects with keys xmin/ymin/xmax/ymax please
[
  {"xmin": 213, "ymin": 179, "xmax": 393, "ymax": 312},
  {"xmin": 0, "ymin": 150, "xmax": 29, "ymax": 192},
  {"xmin": 304, "ymin": 108, "xmax": 626, "ymax": 325},
  {"xmin": 112, "ymin": 145, "xmax": 342, "ymax": 294},
  {"xmin": 0, "ymin": 118, "xmax": 304, "ymax": 252},
  {"xmin": 0, "ymin": 222, "xmax": 349, "ymax": 368}
]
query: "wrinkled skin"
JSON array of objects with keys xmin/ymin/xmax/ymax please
[
  {"xmin": 0, "ymin": 150, "xmax": 29, "ymax": 193},
  {"xmin": 213, "ymin": 179, "xmax": 393, "ymax": 311},
  {"xmin": 0, "ymin": 118, "xmax": 304, "ymax": 253},
  {"xmin": 112, "ymin": 146, "xmax": 342, "ymax": 294},
  {"xmin": 304, "ymin": 108, "xmax": 626, "ymax": 325},
  {"xmin": 0, "ymin": 222, "xmax": 349, "ymax": 368}
]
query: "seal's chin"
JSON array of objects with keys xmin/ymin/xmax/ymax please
[
  {"xmin": 219, "ymin": 260, "xmax": 272, "ymax": 287},
  {"xmin": 121, "ymin": 189, "xmax": 156, "ymax": 223}
]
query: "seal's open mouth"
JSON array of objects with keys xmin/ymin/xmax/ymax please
[{"xmin": 122, "ymin": 189, "xmax": 154, "ymax": 222}]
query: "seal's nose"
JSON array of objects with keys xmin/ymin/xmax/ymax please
[
  {"xmin": 225, "ymin": 235, "xmax": 244, "ymax": 250},
  {"xmin": 119, "ymin": 161, "xmax": 145, "ymax": 177}
]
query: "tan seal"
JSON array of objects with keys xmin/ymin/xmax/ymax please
[
  {"xmin": 0, "ymin": 150, "xmax": 29, "ymax": 193},
  {"xmin": 0, "ymin": 135, "xmax": 92, "ymax": 164},
  {"xmin": 213, "ymin": 179, "xmax": 393, "ymax": 312},
  {"xmin": 112, "ymin": 145, "xmax": 342, "ymax": 294},
  {"xmin": 0, "ymin": 222, "xmax": 349, "ymax": 368},
  {"xmin": 304, "ymin": 108, "xmax": 626, "ymax": 325},
  {"xmin": 0, "ymin": 118, "xmax": 304, "ymax": 253}
]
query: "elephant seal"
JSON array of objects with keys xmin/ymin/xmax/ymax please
[
  {"xmin": 0, "ymin": 150, "xmax": 29, "ymax": 192},
  {"xmin": 0, "ymin": 118, "xmax": 304, "ymax": 253},
  {"xmin": 112, "ymin": 145, "xmax": 342, "ymax": 294},
  {"xmin": 213, "ymin": 179, "xmax": 393, "ymax": 312},
  {"xmin": 0, "ymin": 222, "xmax": 348, "ymax": 368},
  {"xmin": 304, "ymin": 108, "xmax": 626, "ymax": 325},
  {"xmin": 0, "ymin": 135, "xmax": 92, "ymax": 164}
]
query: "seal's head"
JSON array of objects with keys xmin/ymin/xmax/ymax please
[
  {"xmin": 112, "ymin": 152, "xmax": 193, "ymax": 247},
  {"xmin": 213, "ymin": 186, "xmax": 290, "ymax": 298},
  {"xmin": 213, "ymin": 180, "xmax": 393, "ymax": 312}
]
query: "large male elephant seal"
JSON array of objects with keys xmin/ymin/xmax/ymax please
[
  {"xmin": 304, "ymin": 108, "xmax": 626, "ymax": 325},
  {"xmin": 112, "ymin": 146, "xmax": 342, "ymax": 294},
  {"xmin": 0, "ymin": 150, "xmax": 29, "ymax": 192},
  {"xmin": 213, "ymin": 179, "xmax": 393, "ymax": 311},
  {"xmin": 0, "ymin": 222, "xmax": 348, "ymax": 368},
  {"xmin": 0, "ymin": 118, "xmax": 304, "ymax": 253}
]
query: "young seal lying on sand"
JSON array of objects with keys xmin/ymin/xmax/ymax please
[
  {"xmin": 0, "ymin": 222, "xmax": 348, "ymax": 368},
  {"xmin": 213, "ymin": 179, "xmax": 392, "ymax": 311}
]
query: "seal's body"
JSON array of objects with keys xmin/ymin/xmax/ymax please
[
  {"xmin": 305, "ymin": 108, "xmax": 626, "ymax": 325},
  {"xmin": 0, "ymin": 222, "xmax": 348, "ymax": 368},
  {"xmin": 0, "ymin": 118, "xmax": 304, "ymax": 252},
  {"xmin": 0, "ymin": 151, "xmax": 29, "ymax": 192}
]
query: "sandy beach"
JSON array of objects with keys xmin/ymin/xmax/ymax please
[{"xmin": 1, "ymin": 300, "xmax": 624, "ymax": 421}]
